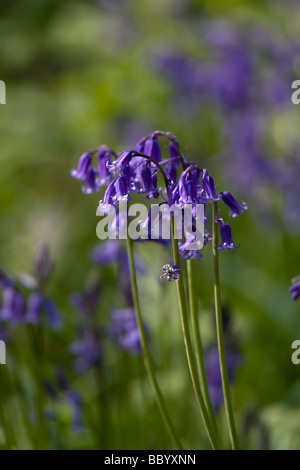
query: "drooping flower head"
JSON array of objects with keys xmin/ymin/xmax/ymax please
[
  {"xmin": 289, "ymin": 276, "xmax": 300, "ymax": 301},
  {"xmin": 217, "ymin": 218, "xmax": 240, "ymax": 251}
]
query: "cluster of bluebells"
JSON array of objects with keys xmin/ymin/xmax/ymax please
[
  {"xmin": 0, "ymin": 246, "xmax": 62, "ymax": 331},
  {"xmin": 44, "ymin": 369, "xmax": 84, "ymax": 432},
  {"xmin": 71, "ymin": 130, "xmax": 248, "ymax": 279},
  {"xmin": 155, "ymin": 19, "xmax": 300, "ymax": 230}
]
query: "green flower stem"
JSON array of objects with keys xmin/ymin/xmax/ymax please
[
  {"xmin": 212, "ymin": 202, "xmax": 239, "ymax": 450},
  {"xmin": 187, "ymin": 258, "xmax": 219, "ymax": 439},
  {"xmin": 126, "ymin": 238, "xmax": 183, "ymax": 450},
  {"xmin": 170, "ymin": 216, "xmax": 218, "ymax": 450}
]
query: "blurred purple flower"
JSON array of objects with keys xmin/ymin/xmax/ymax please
[
  {"xmin": 289, "ymin": 277, "xmax": 300, "ymax": 301},
  {"xmin": 205, "ymin": 345, "xmax": 240, "ymax": 412},
  {"xmin": 0, "ymin": 287, "xmax": 25, "ymax": 324},
  {"xmin": 109, "ymin": 308, "xmax": 145, "ymax": 355},
  {"xmin": 67, "ymin": 391, "xmax": 84, "ymax": 432},
  {"xmin": 70, "ymin": 277, "xmax": 100, "ymax": 319},
  {"xmin": 70, "ymin": 329, "xmax": 103, "ymax": 373}
]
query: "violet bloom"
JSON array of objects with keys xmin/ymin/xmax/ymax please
[
  {"xmin": 221, "ymin": 191, "xmax": 248, "ymax": 218},
  {"xmin": 91, "ymin": 240, "xmax": 147, "ymax": 275},
  {"xmin": 178, "ymin": 179, "xmax": 197, "ymax": 205},
  {"xmin": 218, "ymin": 221, "xmax": 240, "ymax": 251},
  {"xmin": 140, "ymin": 164, "xmax": 152, "ymax": 193},
  {"xmin": 26, "ymin": 293, "xmax": 62, "ymax": 330},
  {"xmin": 200, "ymin": 169, "xmax": 221, "ymax": 203},
  {"xmin": 178, "ymin": 240, "xmax": 203, "ymax": 260},
  {"xmin": 102, "ymin": 180, "xmax": 117, "ymax": 205},
  {"xmin": 165, "ymin": 162, "xmax": 177, "ymax": 184},
  {"xmin": 67, "ymin": 391, "xmax": 84, "ymax": 432},
  {"xmin": 91, "ymin": 240, "xmax": 122, "ymax": 265},
  {"xmin": 205, "ymin": 345, "xmax": 240, "ymax": 412},
  {"xmin": 82, "ymin": 167, "xmax": 100, "ymax": 194},
  {"xmin": 71, "ymin": 329, "xmax": 103, "ymax": 373},
  {"xmin": 70, "ymin": 277, "xmax": 100, "ymax": 318},
  {"xmin": 160, "ymin": 264, "xmax": 181, "ymax": 281},
  {"xmin": 109, "ymin": 307, "xmax": 144, "ymax": 355},
  {"xmin": 168, "ymin": 140, "xmax": 181, "ymax": 160},
  {"xmin": 289, "ymin": 277, "xmax": 300, "ymax": 301},
  {"xmin": 107, "ymin": 150, "xmax": 134, "ymax": 177},
  {"xmin": 115, "ymin": 176, "xmax": 131, "ymax": 202},
  {"xmin": 0, "ymin": 286, "xmax": 25, "ymax": 324},
  {"xmin": 143, "ymin": 134, "xmax": 161, "ymax": 162},
  {"xmin": 98, "ymin": 145, "xmax": 114, "ymax": 185},
  {"xmin": 70, "ymin": 152, "xmax": 92, "ymax": 180}
]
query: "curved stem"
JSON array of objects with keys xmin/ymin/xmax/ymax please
[
  {"xmin": 126, "ymin": 238, "xmax": 184, "ymax": 450},
  {"xmin": 170, "ymin": 216, "xmax": 218, "ymax": 450},
  {"xmin": 187, "ymin": 259, "xmax": 219, "ymax": 439},
  {"xmin": 212, "ymin": 202, "xmax": 239, "ymax": 450}
]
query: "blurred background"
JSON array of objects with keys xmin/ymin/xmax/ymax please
[{"xmin": 1, "ymin": 0, "xmax": 300, "ymax": 450}]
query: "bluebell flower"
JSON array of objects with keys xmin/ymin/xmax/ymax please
[
  {"xmin": 70, "ymin": 277, "xmax": 100, "ymax": 318},
  {"xmin": 168, "ymin": 140, "xmax": 181, "ymax": 160},
  {"xmin": 135, "ymin": 137, "xmax": 146, "ymax": 153},
  {"xmin": 221, "ymin": 191, "xmax": 248, "ymax": 218},
  {"xmin": 160, "ymin": 264, "xmax": 181, "ymax": 281},
  {"xmin": 82, "ymin": 167, "xmax": 100, "ymax": 194},
  {"xmin": 98, "ymin": 145, "xmax": 114, "ymax": 185},
  {"xmin": 26, "ymin": 292, "xmax": 44, "ymax": 324},
  {"xmin": 178, "ymin": 241, "xmax": 203, "ymax": 260},
  {"xmin": 0, "ymin": 286, "xmax": 25, "ymax": 324},
  {"xmin": 200, "ymin": 169, "xmax": 221, "ymax": 203},
  {"xmin": 42, "ymin": 298, "xmax": 63, "ymax": 330},
  {"xmin": 102, "ymin": 180, "xmax": 117, "ymax": 205},
  {"xmin": 66, "ymin": 391, "xmax": 84, "ymax": 432},
  {"xmin": 0, "ymin": 247, "xmax": 62, "ymax": 330},
  {"xmin": 90, "ymin": 240, "xmax": 122, "ymax": 265},
  {"xmin": 165, "ymin": 162, "xmax": 177, "ymax": 184},
  {"xmin": 143, "ymin": 134, "xmax": 161, "ymax": 162},
  {"xmin": 146, "ymin": 173, "xmax": 160, "ymax": 199},
  {"xmin": 115, "ymin": 176, "xmax": 131, "ymax": 202},
  {"xmin": 70, "ymin": 329, "xmax": 103, "ymax": 373},
  {"xmin": 107, "ymin": 150, "xmax": 134, "ymax": 177},
  {"xmin": 109, "ymin": 308, "xmax": 144, "ymax": 355},
  {"xmin": 140, "ymin": 164, "xmax": 152, "ymax": 193},
  {"xmin": 205, "ymin": 345, "xmax": 240, "ymax": 412},
  {"xmin": 289, "ymin": 277, "xmax": 300, "ymax": 301},
  {"xmin": 26, "ymin": 293, "xmax": 62, "ymax": 330},
  {"xmin": 217, "ymin": 220, "xmax": 240, "ymax": 251},
  {"xmin": 70, "ymin": 152, "xmax": 92, "ymax": 181},
  {"xmin": 178, "ymin": 179, "xmax": 197, "ymax": 204}
]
